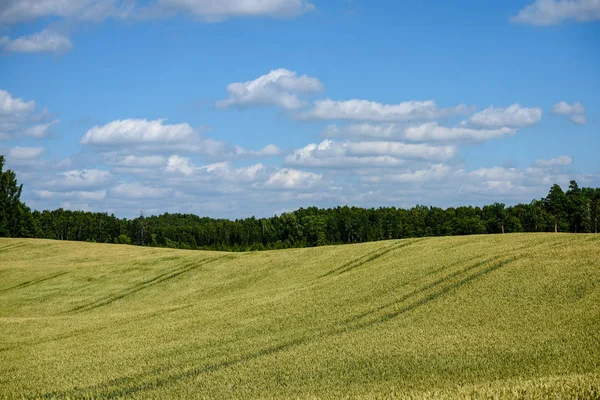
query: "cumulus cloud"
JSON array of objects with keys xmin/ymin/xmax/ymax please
[
  {"xmin": 512, "ymin": 0, "xmax": 600, "ymax": 25},
  {"xmin": 463, "ymin": 104, "xmax": 542, "ymax": 129},
  {"xmin": 384, "ymin": 164, "xmax": 452, "ymax": 183},
  {"xmin": 216, "ymin": 69, "xmax": 323, "ymax": 110},
  {"xmin": 233, "ymin": 144, "xmax": 281, "ymax": 157},
  {"xmin": 25, "ymin": 120, "xmax": 60, "ymax": 138},
  {"xmin": 0, "ymin": 1, "xmax": 314, "ymax": 55},
  {"xmin": 0, "ymin": 29, "xmax": 72, "ymax": 54},
  {"xmin": 196, "ymin": 162, "xmax": 269, "ymax": 184},
  {"xmin": 7, "ymin": 146, "xmax": 46, "ymax": 160},
  {"xmin": 166, "ymin": 155, "xmax": 196, "ymax": 176},
  {"xmin": 111, "ymin": 182, "xmax": 172, "ymax": 199},
  {"xmin": 284, "ymin": 139, "xmax": 456, "ymax": 168},
  {"xmin": 264, "ymin": 168, "xmax": 323, "ymax": 189},
  {"xmin": 45, "ymin": 169, "xmax": 113, "ymax": 190},
  {"xmin": 404, "ymin": 122, "xmax": 516, "ymax": 142},
  {"xmin": 0, "ymin": 89, "xmax": 36, "ymax": 116},
  {"xmin": 0, "ymin": 0, "xmax": 132, "ymax": 24},
  {"xmin": 104, "ymin": 154, "xmax": 166, "ymax": 168},
  {"xmin": 81, "ymin": 118, "xmax": 196, "ymax": 146},
  {"xmin": 80, "ymin": 118, "xmax": 280, "ymax": 160},
  {"xmin": 534, "ymin": 155, "xmax": 574, "ymax": 168},
  {"xmin": 34, "ymin": 189, "xmax": 107, "ymax": 201},
  {"xmin": 302, "ymin": 99, "xmax": 473, "ymax": 122},
  {"xmin": 322, "ymin": 123, "xmax": 405, "ymax": 140},
  {"xmin": 157, "ymin": 0, "xmax": 315, "ymax": 21},
  {"xmin": 0, "ymin": 88, "xmax": 58, "ymax": 140},
  {"xmin": 323, "ymin": 122, "xmax": 518, "ymax": 143},
  {"xmin": 551, "ymin": 101, "xmax": 586, "ymax": 125}
]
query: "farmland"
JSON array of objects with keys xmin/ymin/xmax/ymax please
[{"xmin": 1, "ymin": 234, "xmax": 599, "ymax": 399}]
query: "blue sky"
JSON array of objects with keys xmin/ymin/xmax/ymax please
[{"xmin": 1, "ymin": 0, "xmax": 599, "ymax": 218}]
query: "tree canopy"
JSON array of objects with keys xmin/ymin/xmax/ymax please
[{"xmin": 1, "ymin": 155, "xmax": 599, "ymax": 250}]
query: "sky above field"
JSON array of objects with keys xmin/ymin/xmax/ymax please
[{"xmin": 1, "ymin": 0, "xmax": 599, "ymax": 218}]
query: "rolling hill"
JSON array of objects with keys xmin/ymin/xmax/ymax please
[{"xmin": 1, "ymin": 234, "xmax": 599, "ymax": 399}]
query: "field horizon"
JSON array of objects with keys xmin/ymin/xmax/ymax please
[{"xmin": 1, "ymin": 234, "xmax": 599, "ymax": 399}]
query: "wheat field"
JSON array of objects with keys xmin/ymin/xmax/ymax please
[{"xmin": 1, "ymin": 234, "xmax": 599, "ymax": 399}]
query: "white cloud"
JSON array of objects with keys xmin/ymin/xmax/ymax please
[
  {"xmin": 104, "ymin": 154, "xmax": 166, "ymax": 168},
  {"xmin": 197, "ymin": 161, "xmax": 268, "ymax": 183},
  {"xmin": 469, "ymin": 166, "xmax": 524, "ymax": 182},
  {"xmin": 464, "ymin": 104, "xmax": 542, "ymax": 129},
  {"xmin": 534, "ymin": 155, "xmax": 574, "ymax": 168},
  {"xmin": 322, "ymin": 123, "xmax": 405, "ymax": 140},
  {"xmin": 551, "ymin": 101, "xmax": 586, "ymax": 125},
  {"xmin": 111, "ymin": 182, "xmax": 171, "ymax": 199},
  {"xmin": 216, "ymin": 69, "xmax": 323, "ymax": 110},
  {"xmin": 157, "ymin": 0, "xmax": 315, "ymax": 21},
  {"xmin": 8, "ymin": 146, "xmax": 46, "ymax": 160},
  {"xmin": 323, "ymin": 122, "xmax": 517, "ymax": 143},
  {"xmin": 346, "ymin": 141, "xmax": 456, "ymax": 160},
  {"xmin": 0, "ymin": 0, "xmax": 121, "ymax": 24},
  {"xmin": 512, "ymin": 0, "xmax": 600, "ymax": 26},
  {"xmin": 233, "ymin": 143, "xmax": 281, "ymax": 157},
  {"xmin": 384, "ymin": 164, "xmax": 452, "ymax": 183},
  {"xmin": 0, "ymin": 89, "xmax": 58, "ymax": 140},
  {"xmin": 25, "ymin": 119, "xmax": 60, "ymax": 138},
  {"xmin": 166, "ymin": 155, "xmax": 196, "ymax": 176},
  {"xmin": 404, "ymin": 122, "xmax": 516, "ymax": 142},
  {"xmin": 34, "ymin": 189, "xmax": 106, "ymax": 201},
  {"xmin": 284, "ymin": 139, "xmax": 456, "ymax": 168},
  {"xmin": 0, "ymin": 29, "xmax": 72, "ymax": 54},
  {"xmin": 569, "ymin": 114, "xmax": 587, "ymax": 125},
  {"xmin": 0, "ymin": 89, "xmax": 36, "ymax": 115},
  {"xmin": 81, "ymin": 118, "xmax": 196, "ymax": 146},
  {"xmin": 264, "ymin": 168, "xmax": 322, "ymax": 189},
  {"xmin": 45, "ymin": 169, "xmax": 113, "ymax": 190},
  {"xmin": 80, "ymin": 118, "xmax": 278, "ymax": 159},
  {"xmin": 302, "ymin": 99, "xmax": 472, "ymax": 122}
]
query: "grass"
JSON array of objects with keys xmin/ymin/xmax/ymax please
[{"xmin": 0, "ymin": 233, "xmax": 599, "ymax": 399}]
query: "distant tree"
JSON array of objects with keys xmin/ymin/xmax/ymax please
[
  {"xmin": 114, "ymin": 234, "xmax": 132, "ymax": 245},
  {"xmin": 0, "ymin": 155, "xmax": 29, "ymax": 237},
  {"xmin": 566, "ymin": 180, "xmax": 584, "ymax": 233},
  {"xmin": 485, "ymin": 202, "xmax": 506, "ymax": 234},
  {"xmin": 545, "ymin": 184, "xmax": 567, "ymax": 233}
]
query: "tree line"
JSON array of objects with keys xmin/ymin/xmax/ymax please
[{"xmin": 1, "ymin": 155, "xmax": 599, "ymax": 251}]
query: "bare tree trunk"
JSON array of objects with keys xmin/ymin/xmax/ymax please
[
  {"xmin": 501, "ymin": 223, "xmax": 505, "ymax": 234},
  {"xmin": 554, "ymin": 215, "xmax": 558, "ymax": 233}
]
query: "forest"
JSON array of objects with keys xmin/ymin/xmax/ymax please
[{"xmin": 1, "ymin": 155, "xmax": 599, "ymax": 251}]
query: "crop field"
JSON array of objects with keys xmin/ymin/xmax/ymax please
[{"xmin": 1, "ymin": 234, "xmax": 599, "ymax": 399}]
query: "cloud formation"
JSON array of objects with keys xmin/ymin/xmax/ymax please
[
  {"xmin": 284, "ymin": 139, "xmax": 456, "ymax": 168},
  {"xmin": 512, "ymin": 0, "xmax": 600, "ymax": 26},
  {"xmin": 0, "ymin": 0, "xmax": 315, "ymax": 54},
  {"xmin": 157, "ymin": 0, "xmax": 315, "ymax": 21},
  {"xmin": 0, "ymin": 88, "xmax": 57, "ymax": 140},
  {"xmin": 463, "ymin": 104, "xmax": 542, "ymax": 129},
  {"xmin": 216, "ymin": 69, "xmax": 323, "ymax": 110},
  {"xmin": 302, "ymin": 99, "xmax": 472, "ymax": 122},
  {"xmin": 0, "ymin": 29, "xmax": 72, "ymax": 54},
  {"xmin": 534, "ymin": 155, "xmax": 574, "ymax": 168},
  {"xmin": 551, "ymin": 101, "xmax": 586, "ymax": 125}
]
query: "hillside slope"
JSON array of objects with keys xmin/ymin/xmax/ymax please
[{"xmin": 1, "ymin": 234, "xmax": 599, "ymax": 399}]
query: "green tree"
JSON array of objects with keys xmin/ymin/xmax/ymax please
[
  {"xmin": 545, "ymin": 184, "xmax": 567, "ymax": 233},
  {"xmin": 0, "ymin": 155, "xmax": 29, "ymax": 237}
]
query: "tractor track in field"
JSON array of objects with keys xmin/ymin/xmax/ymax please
[
  {"xmin": 68, "ymin": 256, "xmax": 230, "ymax": 313},
  {"xmin": 321, "ymin": 239, "xmax": 423, "ymax": 277},
  {"xmin": 0, "ymin": 271, "xmax": 69, "ymax": 293}
]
